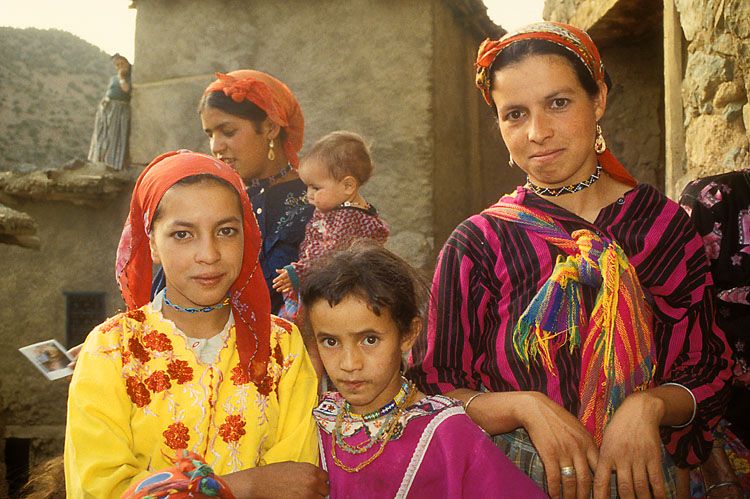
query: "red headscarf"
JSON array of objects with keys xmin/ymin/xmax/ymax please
[
  {"xmin": 115, "ymin": 150, "xmax": 272, "ymax": 385},
  {"xmin": 204, "ymin": 70, "xmax": 304, "ymax": 169},
  {"xmin": 475, "ymin": 21, "xmax": 636, "ymax": 186}
]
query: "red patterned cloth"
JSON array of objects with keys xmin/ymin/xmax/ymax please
[{"xmin": 291, "ymin": 205, "xmax": 389, "ymax": 283}]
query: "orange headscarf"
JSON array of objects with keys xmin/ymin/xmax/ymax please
[
  {"xmin": 475, "ymin": 22, "xmax": 636, "ymax": 186},
  {"xmin": 204, "ymin": 70, "xmax": 304, "ymax": 169},
  {"xmin": 115, "ymin": 150, "xmax": 272, "ymax": 385}
]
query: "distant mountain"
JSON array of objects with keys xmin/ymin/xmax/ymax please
[{"xmin": 0, "ymin": 27, "xmax": 113, "ymax": 170}]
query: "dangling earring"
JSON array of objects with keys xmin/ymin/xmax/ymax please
[
  {"xmin": 594, "ymin": 124, "xmax": 607, "ymax": 154},
  {"xmin": 268, "ymin": 139, "xmax": 275, "ymax": 161},
  {"xmin": 508, "ymin": 157, "xmax": 518, "ymax": 168}
]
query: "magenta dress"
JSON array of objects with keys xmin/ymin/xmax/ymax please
[{"xmin": 314, "ymin": 392, "xmax": 545, "ymax": 498}]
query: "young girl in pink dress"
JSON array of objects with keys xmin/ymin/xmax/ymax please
[{"xmin": 300, "ymin": 243, "xmax": 545, "ymax": 498}]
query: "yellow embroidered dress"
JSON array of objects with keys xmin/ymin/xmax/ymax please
[{"xmin": 64, "ymin": 304, "xmax": 318, "ymax": 498}]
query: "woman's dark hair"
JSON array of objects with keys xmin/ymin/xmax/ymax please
[
  {"xmin": 300, "ymin": 241, "xmax": 429, "ymax": 338},
  {"xmin": 490, "ymin": 39, "xmax": 611, "ymax": 97},
  {"xmin": 151, "ymin": 174, "xmax": 242, "ymax": 226},
  {"xmin": 198, "ymin": 91, "xmax": 287, "ymax": 142}
]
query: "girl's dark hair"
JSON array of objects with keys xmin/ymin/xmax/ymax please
[
  {"xmin": 151, "ymin": 174, "xmax": 241, "ymax": 226},
  {"xmin": 300, "ymin": 241, "xmax": 428, "ymax": 338},
  {"xmin": 490, "ymin": 39, "xmax": 611, "ymax": 97},
  {"xmin": 198, "ymin": 91, "xmax": 287, "ymax": 142}
]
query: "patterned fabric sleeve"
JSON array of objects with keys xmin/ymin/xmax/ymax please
[
  {"xmin": 640, "ymin": 204, "xmax": 733, "ymax": 466},
  {"xmin": 291, "ymin": 208, "xmax": 389, "ymax": 285},
  {"xmin": 408, "ymin": 219, "xmax": 486, "ymax": 394}
]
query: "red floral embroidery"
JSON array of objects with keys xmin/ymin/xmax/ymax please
[
  {"xmin": 271, "ymin": 316, "xmax": 293, "ymax": 334},
  {"xmin": 257, "ymin": 373, "xmax": 275, "ymax": 396},
  {"xmin": 273, "ymin": 343, "xmax": 284, "ymax": 367},
  {"xmin": 121, "ymin": 349, "xmax": 132, "ymax": 366},
  {"xmin": 145, "ymin": 370, "xmax": 171, "ymax": 392},
  {"xmin": 125, "ymin": 376, "xmax": 151, "ymax": 407},
  {"xmin": 230, "ymin": 365, "xmax": 250, "ymax": 386},
  {"xmin": 128, "ymin": 337, "xmax": 151, "ymax": 364},
  {"xmin": 126, "ymin": 309, "xmax": 147, "ymax": 322},
  {"xmin": 167, "ymin": 360, "xmax": 193, "ymax": 384},
  {"xmin": 99, "ymin": 316, "xmax": 121, "ymax": 334},
  {"xmin": 218, "ymin": 415, "xmax": 246, "ymax": 443},
  {"xmin": 143, "ymin": 330, "xmax": 173, "ymax": 352},
  {"xmin": 163, "ymin": 422, "xmax": 190, "ymax": 450}
]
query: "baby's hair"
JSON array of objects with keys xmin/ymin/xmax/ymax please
[
  {"xmin": 300, "ymin": 241, "xmax": 428, "ymax": 339},
  {"xmin": 301, "ymin": 131, "xmax": 373, "ymax": 185},
  {"xmin": 20, "ymin": 455, "xmax": 65, "ymax": 499},
  {"xmin": 151, "ymin": 174, "xmax": 241, "ymax": 227}
]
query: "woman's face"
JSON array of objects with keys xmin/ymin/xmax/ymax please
[
  {"xmin": 201, "ymin": 106, "xmax": 275, "ymax": 181},
  {"xmin": 490, "ymin": 54, "xmax": 606, "ymax": 188},
  {"xmin": 149, "ymin": 180, "xmax": 244, "ymax": 310}
]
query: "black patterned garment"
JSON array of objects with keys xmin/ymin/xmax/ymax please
[{"xmin": 680, "ymin": 169, "xmax": 750, "ymax": 445}]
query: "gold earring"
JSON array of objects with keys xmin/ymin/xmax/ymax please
[
  {"xmin": 594, "ymin": 124, "xmax": 607, "ymax": 154},
  {"xmin": 268, "ymin": 139, "xmax": 275, "ymax": 161}
]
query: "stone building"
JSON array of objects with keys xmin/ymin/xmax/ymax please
[
  {"xmin": 544, "ymin": 0, "xmax": 750, "ymax": 198},
  {"xmin": 129, "ymin": 0, "xmax": 517, "ymax": 268},
  {"xmin": 0, "ymin": 163, "xmax": 133, "ymax": 495}
]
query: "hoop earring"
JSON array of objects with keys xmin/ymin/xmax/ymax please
[
  {"xmin": 508, "ymin": 157, "xmax": 518, "ymax": 168},
  {"xmin": 268, "ymin": 139, "xmax": 275, "ymax": 161},
  {"xmin": 594, "ymin": 124, "xmax": 607, "ymax": 154}
]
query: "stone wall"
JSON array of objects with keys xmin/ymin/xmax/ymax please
[
  {"xmin": 130, "ymin": 0, "xmax": 503, "ymax": 268},
  {"xmin": 0, "ymin": 191, "xmax": 130, "ymax": 479},
  {"xmin": 676, "ymin": 0, "xmax": 750, "ymax": 187}
]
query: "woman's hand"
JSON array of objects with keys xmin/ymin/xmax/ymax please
[
  {"xmin": 593, "ymin": 392, "xmax": 666, "ymax": 499},
  {"xmin": 272, "ymin": 269, "xmax": 293, "ymax": 294},
  {"xmin": 520, "ymin": 392, "xmax": 599, "ymax": 499},
  {"xmin": 222, "ymin": 462, "xmax": 328, "ymax": 498}
]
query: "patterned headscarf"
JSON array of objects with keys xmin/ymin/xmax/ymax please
[
  {"xmin": 475, "ymin": 21, "xmax": 636, "ymax": 187},
  {"xmin": 115, "ymin": 150, "xmax": 272, "ymax": 386},
  {"xmin": 204, "ymin": 70, "xmax": 305, "ymax": 169}
]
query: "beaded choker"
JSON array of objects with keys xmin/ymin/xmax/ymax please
[
  {"xmin": 247, "ymin": 163, "xmax": 293, "ymax": 188},
  {"xmin": 345, "ymin": 379, "xmax": 410, "ymax": 422},
  {"xmin": 332, "ymin": 378, "xmax": 417, "ymax": 473},
  {"xmin": 164, "ymin": 292, "xmax": 231, "ymax": 314},
  {"xmin": 526, "ymin": 163, "xmax": 602, "ymax": 197}
]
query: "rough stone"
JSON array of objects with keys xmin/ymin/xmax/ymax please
[
  {"xmin": 725, "ymin": 0, "xmax": 750, "ymax": 39},
  {"xmin": 675, "ymin": 0, "xmax": 711, "ymax": 41},
  {"xmin": 685, "ymin": 113, "xmax": 749, "ymax": 175},
  {"xmin": 744, "ymin": 103, "xmax": 750, "ymax": 133},
  {"xmin": 723, "ymin": 102, "xmax": 744, "ymax": 122},
  {"xmin": 683, "ymin": 50, "xmax": 733, "ymax": 107},
  {"xmin": 713, "ymin": 80, "xmax": 746, "ymax": 108}
]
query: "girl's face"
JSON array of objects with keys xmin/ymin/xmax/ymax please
[
  {"xmin": 491, "ymin": 54, "xmax": 606, "ymax": 188},
  {"xmin": 149, "ymin": 181, "xmax": 244, "ymax": 310},
  {"xmin": 201, "ymin": 106, "xmax": 276, "ymax": 181},
  {"xmin": 308, "ymin": 295, "xmax": 419, "ymax": 414},
  {"xmin": 298, "ymin": 159, "xmax": 352, "ymax": 212}
]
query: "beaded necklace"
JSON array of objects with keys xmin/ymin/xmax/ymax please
[
  {"xmin": 526, "ymin": 163, "xmax": 602, "ymax": 197},
  {"xmin": 164, "ymin": 292, "xmax": 231, "ymax": 314},
  {"xmin": 332, "ymin": 379, "xmax": 417, "ymax": 473},
  {"xmin": 345, "ymin": 379, "xmax": 409, "ymax": 422},
  {"xmin": 247, "ymin": 163, "xmax": 293, "ymax": 188}
]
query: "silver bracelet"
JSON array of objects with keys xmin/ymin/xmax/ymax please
[
  {"xmin": 661, "ymin": 382, "xmax": 697, "ymax": 428},
  {"xmin": 463, "ymin": 392, "xmax": 484, "ymax": 414}
]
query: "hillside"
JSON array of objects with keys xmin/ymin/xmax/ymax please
[{"xmin": 0, "ymin": 27, "xmax": 113, "ymax": 171}]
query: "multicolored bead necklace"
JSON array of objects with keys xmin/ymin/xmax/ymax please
[
  {"xmin": 164, "ymin": 291, "xmax": 231, "ymax": 314},
  {"xmin": 332, "ymin": 379, "xmax": 417, "ymax": 473},
  {"xmin": 526, "ymin": 163, "xmax": 603, "ymax": 197},
  {"xmin": 345, "ymin": 379, "xmax": 410, "ymax": 422}
]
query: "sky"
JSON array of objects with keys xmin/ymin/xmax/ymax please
[{"xmin": 0, "ymin": 0, "xmax": 544, "ymax": 63}]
